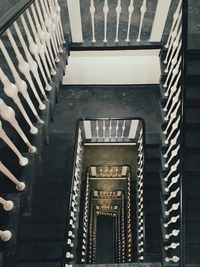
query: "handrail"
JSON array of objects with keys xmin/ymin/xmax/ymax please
[
  {"xmin": 0, "ymin": 0, "xmax": 34, "ymax": 36},
  {"xmin": 180, "ymin": 0, "xmax": 188, "ymax": 266}
]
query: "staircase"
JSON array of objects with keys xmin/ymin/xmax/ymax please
[{"xmin": 185, "ymin": 49, "xmax": 200, "ymax": 264}]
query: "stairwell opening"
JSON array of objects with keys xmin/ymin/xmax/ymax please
[{"xmin": 65, "ymin": 118, "xmax": 145, "ymax": 264}]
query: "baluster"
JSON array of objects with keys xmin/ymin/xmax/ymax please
[
  {"xmin": 0, "ymin": 67, "xmax": 38, "ymax": 134},
  {"xmin": 165, "ymin": 229, "xmax": 180, "ymax": 239},
  {"xmin": 165, "ymin": 174, "xmax": 180, "ymax": 193},
  {"xmin": 0, "ymin": 121, "xmax": 28, "ymax": 166},
  {"xmin": 103, "ymin": 120, "xmax": 106, "ymax": 139},
  {"xmin": 163, "ymin": 109, "xmax": 180, "ymax": 138},
  {"xmin": 0, "ymin": 197, "xmax": 14, "ymax": 211},
  {"xmin": 164, "ymin": 88, "xmax": 181, "ymax": 121},
  {"xmin": 164, "ymin": 56, "xmax": 181, "ymax": 90},
  {"xmin": 166, "ymin": 256, "xmax": 180, "ymax": 263},
  {"xmin": 44, "ymin": 0, "xmax": 61, "ymax": 55},
  {"xmin": 115, "ymin": 0, "xmax": 122, "ymax": 43},
  {"xmin": 95, "ymin": 121, "xmax": 99, "ymax": 140},
  {"xmin": 6, "ymin": 28, "xmax": 46, "ymax": 110},
  {"xmin": 13, "ymin": 21, "xmax": 49, "ymax": 102},
  {"xmin": 165, "ymin": 242, "xmax": 180, "ymax": 250},
  {"xmin": 48, "ymin": 0, "xmax": 63, "ymax": 51},
  {"xmin": 164, "ymin": 12, "xmax": 182, "ymax": 64},
  {"xmin": 0, "ymin": 99, "xmax": 36, "ymax": 153},
  {"xmin": 136, "ymin": 0, "xmax": 146, "ymax": 43},
  {"xmin": 20, "ymin": 14, "xmax": 52, "ymax": 91},
  {"xmin": 165, "ymin": 29, "xmax": 182, "ymax": 73},
  {"xmin": 0, "ymin": 161, "xmax": 25, "ymax": 190},
  {"xmin": 31, "ymin": 3, "xmax": 56, "ymax": 77},
  {"xmin": 103, "ymin": 0, "xmax": 109, "ymax": 43},
  {"xmin": 164, "ymin": 130, "xmax": 180, "ymax": 159},
  {"xmin": 40, "ymin": 0, "xmax": 60, "ymax": 61},
  {"xmin": 109, "ymin": 120, "xmax": 112, "ymax": 139},
  {"xmin": 35, "ymin": 0, "xmax": 57, "ymax": 73},
  {"xmin": 115, "ymin": 120, "xmax": 119, "ymax": 139},
  {"xmin": 121, "ymin": 120, "xmax": 126, "ymax": 139},
  {"xmin": 0, "ymin": 230, "xmax": 12, "ymax": 241},
  {"xmin": 164, "ymin": 188, "xmax": 180, "ymax": 205},
  {"xmin": 163, "ymin": 72, "xmax": 181, "ymax": 112},
  {"xmin": 54, "ymin": 0, "xmax": 65, "ymax": 44},
  {"xmin": 164, "ymin": 145, "xmax": 180, "ymax": 168},
  {"xmin": 90, "ymin": 0, "xmax": 96, "ymax": 43},
  {"xmin": 164, "ymin": 160, "xmax": 180, "ymax": 182},
  {"xmin": 126, "ymin": 0, "xmax": 134, "ymax": 42},
  {"xmin": 165, "ymin": 0, "xmax": 182, "ymax": 49},
  {"xmin": 164, "ymin": 215, "xmax": 180, "ymax": 227}
]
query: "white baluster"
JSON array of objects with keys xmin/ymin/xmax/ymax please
[
  {"xmin": 109, "ymin": 120, "xmax": 112, "ymax": 139},
  {"xmin": 165, "ymin": 0, "xmax": 182, "ymax": 48},
  {"xmin": 163, "ymin": 72, "xmax": 181, "ymax": 112},
  {"xmin": 115, "ymin": 0, "xmax": 122, "ymax": 43},
  {"xmin": 90, "ymin": 0, "xmax": 96, "ymax": 43},
  {"xmin": 103, "ymin": 120, "xmax": 106, "ymax": 139},
  {"xmin": 164, "ymin": 88, "xmax": 181, "ymax": 121},
  {"xmin": 0, "ymin": 162, "xmax": 26, "ymax": 190},
  {"xmin": 164, "ymin": 12, "xmax": 182, "ymax": 64},
  {"xmin": 164, "ymin": 160, "xmax": 180, "ymax": 182},
  {"xmin": 163, "ymin": 110, "xmax": 180, "ymax": 139},
  {"xmin": 44, "ymin": 0, "xmax": 61, "ymax": 55},
  {"xmin": 0, "ymin": 40, "xmax": 43, "ymax": 124},
  {"xmin": 0, "ymin": 197, "xmax": 14, "ymax": 211},
  {"xmin": 103, "ymin": 0, "xmax": 109, "ymax": 43},
  {"xmin": 0, "ymin": 121, "xmax": 28, "ymax": 166},
  {"xmin": 126, "ymin": 0, "xmax": 134, "ymax": 42},
  {"xmin": 0, "ymin": 230, "xmax": 12, "ymax": 241},
  {"xmin": 165, "ymin": 256, "xmax": 180, "ymax": 262},
  {"xmin": 40, "ymin": 0, "xmax": 60, "ymax": 61},
  {"xmin": 165, "ymin": 188, "xmax": 180, "ymax": 205},
  {"xmin": 164, "ymin": 56, "xmax": 181, "ymax": 90},
  {"xmin": 0, "ymin": 67, "xmax": 38, "ymax": 134},
  {"xmin": 165, "ymin": 229, "xmax": 180, "ymax": 239},
  {"xmin": 54, "ymin": 0, "xmax": 65, "ymax": 44},
  {"xmin": 0, "ymin": 100, "xmax": 36, "ymax": 153},
  {"xmin": 164, "ymin": 215, "xmax": 180, "ymax": 227},
  {"xmin": 164, "ymin": 145, "xmax": 180, "ymax": 168},
  {"xmin": 115, "ymin": 120, "xmax": 119, "ymax": 139},
  {"xmin": 34, "ymin": 0, "xmax": 57, "ymax": 73},
  {"xmin": 136, "ymin": 0, "xmax": 146, "ymax": 43},
  {"xmin": 164, "ymin": 130, "xmax": 180, "ymax": 158},
  {"xmin": 165, "ymin": 242, "xmax": 180, "ymax": 250},
  {"xmin": 165, "ymin": 174, "xmax": 180, "ymax": 193},
  {"xmin": 6, "ymin": 28, "xmax": 46, "ymax": 110},
  {"xmin": 121, "ymin": 120, "xmax": 126, "ymax": 139},
  {"xmin": 31, "ymin": 4, "xmax": 55, "ymax": 78},
  {"xmin": 20, "ymin": 14, "xmax": 52, "ymax": 91},
  {"xmin": 13, "ymin": 21, "xmax": 49, "ymax": 101},
  {"xmin": 95, "ymin": 120, "xmax": 99, "ymax": 140},
  {"xmin": 165, "ymin": 29, "xmax": 182, "ymax": 73}
]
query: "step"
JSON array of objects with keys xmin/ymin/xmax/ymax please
[
  {"xmin": 32, "ymin": 190, "xmax": 69, "ymax": 207},
  {"xmin": 185, "ymin": 105, "xmax": 200, "ymax": 124},
  {"xmin": 19, "ymin": 223, "xmax": 66, "ymax": 242},
  {"xmin": 17, "ymin": 262, "xmax": 61, "ymax": 267},
  {"xmin": 22, "ymin": 205, "xmax": 69, "ymax": 224},
  {"xmin": 185, "ymin": 242, "xmax": 200, "ymax": 264},
  {"xmin": 185, "ymin": 221, "xmax": 200, "ymax": 243},
  {"xmin": 185, "ymin": 148, "xmax": 200, "ymax": 172},
  {"xmin": 186, "ymin": 84, "xmax": 200, "ymax": 100},
  {"xmin": 18, "ymin": 241, "xmax": 63, "ymax": 262}
]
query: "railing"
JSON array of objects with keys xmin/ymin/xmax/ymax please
[
  {"xmin": 0, "ymin": 0, "xmax": 65, "ymax": 243},
  {"xmin": 160, "ymin": 0, "xmax": 183, "ymax": 264},
  {"xmin": 136, "ymin": 127, "xmax": 145, "ymax": 262},
  {"xmin": 67, "ymin": 0, "xmax": 174, "ymax": 45}
]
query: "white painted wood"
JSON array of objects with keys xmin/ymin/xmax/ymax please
[
  {"xmin": 83, "ymin": 121, "xmax": 92, "ymax": 139},
  {"xmin": 137, "ymin": 0, "xmax": 147, "ymax": 43},
  {"xmin": 126, "ymin": 0, "xmax": 134, "ymax": 43},
  {"xmin": 103, "ymin": 0, "xmax": 109, "ymax": 43},
  {"xmin": 121, "ymin": 166, "xmax": 128, "ymax": 176},
  {"xmin": 149, "ymin": 0, "xmax": 172, "ymax": 42},
  {"xmin": 67, "ymin": 0, "xmax": 83, "ymax": 42},
  {"xmin": 91, "ymin": 167, "xmax": 97, "ymax": 176},
  {"xmin": 115, "ymin": 0, "xmax": 122, "ymax": 43},
  {"xmin": 128, "ymin": 120, "xmax": 139, "ymax": 139},
  {"xmin": 63, "ymin": 50, "xmax": 161, "ymax": 85},
  {"xmin": 90, "ymin": 0, "xmax": 96, "ymax": 43}
]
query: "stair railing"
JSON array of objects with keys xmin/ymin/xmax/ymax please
[
  {"xmin": 160, "ymin": 0, "xmax": 186, "ymax": 265},
  {"xmin": 0, "ymin": 0, "xmax": 65, "ymax": 243},
  {"xmin": 67, "ymin": 0, "xmax": 173, "ymax": 44}
]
